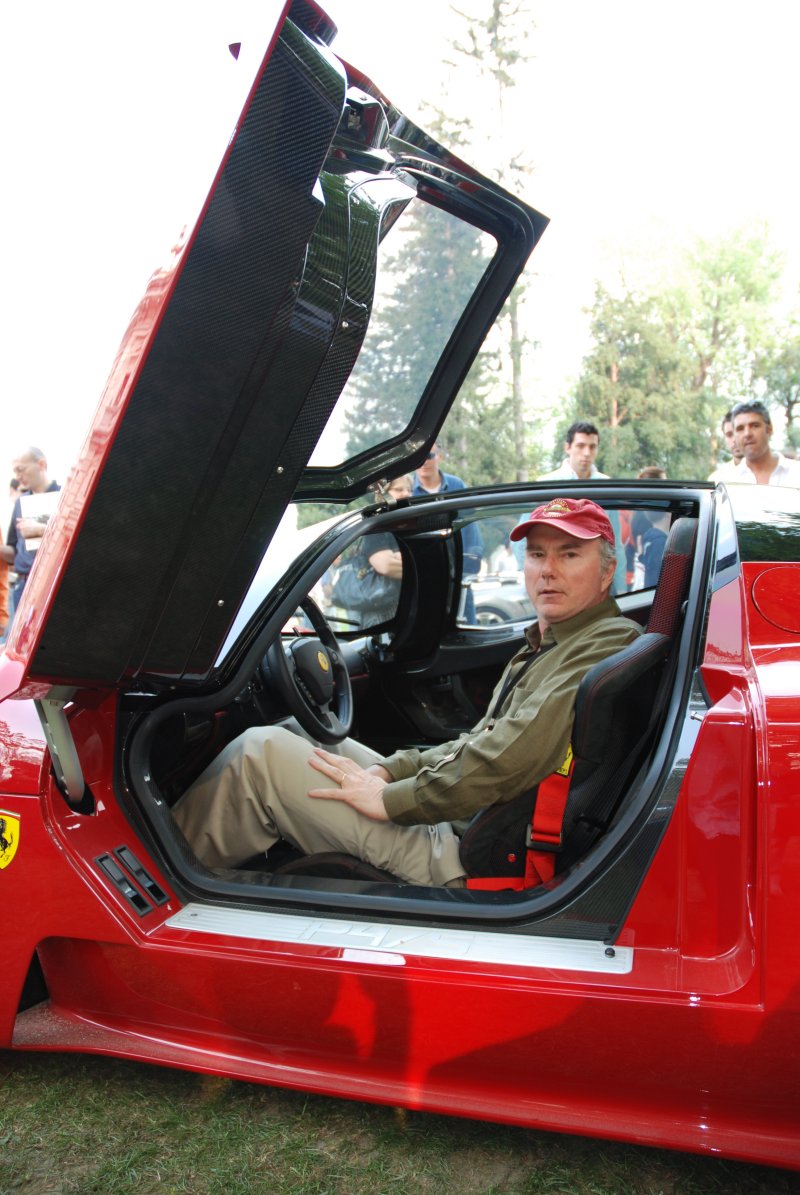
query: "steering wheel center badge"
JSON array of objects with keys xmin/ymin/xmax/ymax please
[
  {"xmin": 0, "ymin": 811, "xmax": 20, "ymax": 870},
  {"xmin": 317, "ymin": 651, "xmax": 330, "ymax": 673}
]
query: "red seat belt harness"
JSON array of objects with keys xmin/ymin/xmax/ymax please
[
  {"xmin": 524, "ymin": 743, "xmax": 574, "ymax": 886},
  {"xmin": 466, "ymin": 743, "xmax": 574, "ymax": 892}
]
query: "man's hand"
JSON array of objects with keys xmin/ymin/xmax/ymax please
[{"xmin": 308, "ymin": 748, "xmax": 390, "ymax": 821}]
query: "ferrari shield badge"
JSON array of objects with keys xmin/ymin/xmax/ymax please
[
  {"xmin": 0, "ymin": 811, "xmax": 20, "ymax": 870},
  {"xmin": 317, "ymin": 651, "xmax": 330, "ymax": 673}
]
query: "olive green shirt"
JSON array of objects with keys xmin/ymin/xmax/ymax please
[{"xmin": 382, "ymin": 596, "xmax": 641, "ymax": 826}]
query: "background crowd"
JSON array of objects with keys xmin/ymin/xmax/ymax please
[{"xmin": 2, "ymin": 402, "xmax": 798, "ymax": 640}]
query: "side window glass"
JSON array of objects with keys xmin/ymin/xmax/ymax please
[
  {"xmin": 626, "ymin": 507, "xmax": 672, "ymax": 593},
  {"xmin": 318, "ymin": 532, "xmax": 403, "ymax": 630},
  {"xmin": 309, "ymin": 196, "xmax": 497, "ymax": 468},
  {"xmin": 729, "ymin": 485, "xmax": 800, "ymax": 566},
  {"xmin": 457, "ymin": 512, "xmax": 534, "ymax": 627},
  {"xmin": 456, "ymin": 502, "xmax": 648, "ymax": 626}
]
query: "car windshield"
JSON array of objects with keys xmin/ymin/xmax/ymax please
[{"xmin": 728, "ymin": 483, "xmax": 800, "ymax": 562}]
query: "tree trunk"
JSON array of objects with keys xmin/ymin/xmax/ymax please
[{"xmin": 509, "ymin": 290, "xmax": 527, "ymax": 481}]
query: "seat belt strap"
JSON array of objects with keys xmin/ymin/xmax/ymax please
[
  {"xmin": 465, "ymin": 876, "xmax": 526, "ymax": 891},
  {"xmin": 464, "ymin": 745, "xmax": 575, "ymax": 892},
  {"xmin": 524, "ymin": 744, "xmax": 574, "ymax": 887}
]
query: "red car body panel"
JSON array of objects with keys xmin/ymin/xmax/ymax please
[{"xmin": 4, "ymin": 563, "xmax": 800, "ymax": 1168}]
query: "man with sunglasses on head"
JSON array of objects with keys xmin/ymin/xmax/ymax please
[{"xmin": 728, "ymin": 401, "xmax": 800, "ymax": 487}]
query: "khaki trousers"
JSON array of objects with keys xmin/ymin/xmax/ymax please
[{"xmin": 172, "ymin": 725, "xmax": 465, "ymax": 886}]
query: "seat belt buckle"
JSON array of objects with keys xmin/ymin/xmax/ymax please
[{"xmin": 526, "ymin": 826, "xmax": 562, "ymax": 853}]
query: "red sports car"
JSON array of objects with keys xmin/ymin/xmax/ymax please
[{"xmin": 2, "ymin": 0, "xmax": 799, "ymax": 1171}]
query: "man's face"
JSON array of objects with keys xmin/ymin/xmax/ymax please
[
  {"xmin": 733, "ymin": 411, "xmax": 771, "ymax": 464},
  {"xmin": 722, "ymin": 418, "xmax": 743, "ymax": 463},
  {"xmin": 523, "ymin": 524, "xmax": 614, "ymax": 629},
  {"xmin": 565, "ymin": 433, "xmax": 599, "ymax": 479},
  {"xmin": 416, "ymin": 446, "xmax": 442, "ymax": 485},
  {"xmin": 13, "ymin": 454, "xmax": 47, "ymax": 492}
]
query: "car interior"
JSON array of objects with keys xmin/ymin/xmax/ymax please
[{"xmin": 120, "ymin": 485, "xmax": 711, "ymax": 937}]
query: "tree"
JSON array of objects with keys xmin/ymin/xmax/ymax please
[
  {"xmin": 341, "ymin": 3, "xmax": 543, "ymax": 487},
  {"xmin": 564, "ymin": 229, "xmax": 784, "ymax": 477},
  {"xmin": 449, "ymin": 0, "xmax": 540, "ymax": 482},
  {"xmin": 674, "ymin": 229, "xmax": 783, "ymax": 399},
  {"xmin": 341, "ymin": 113, "xmax": 497, "ymax": 482},
  {"xmin": 757, "ymin": 323, "xmax": 800, "ymax": 449},
  {"xmin": 566, "ymin": 285, "xmax": 704, "ymax": 477}
]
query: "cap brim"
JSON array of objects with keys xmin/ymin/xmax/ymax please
[{"xmin": 509, "ymin": 518, "xmax": 602, "ymax": 542}]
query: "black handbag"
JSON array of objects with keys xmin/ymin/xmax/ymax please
[{"xmin": 331, "ymin": 556, "xmax": 398, "ymax": 613}]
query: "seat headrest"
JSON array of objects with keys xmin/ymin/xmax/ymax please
[{"xmin": 647, "ymin": 517, "xmax": 697, "ymax": 637}]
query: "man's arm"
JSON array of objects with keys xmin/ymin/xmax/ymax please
[
  {"xmin": 306, "ymin": 611, "xmax": 640, "ymax": 830},
  {"xmin": 367, "ymin": 548, "xmax": 403, "ymax": 578},
  {"xmin": 382, "ymin": 616, "xmax": 642, "ymax": 826},
  {"xmin": 15, "ymin": 518, "xmax": 47, "ymax": 543}
]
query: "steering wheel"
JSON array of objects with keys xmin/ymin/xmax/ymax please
[{"xmin": 264, "ymin": 596, "xmax": 354, "ymax": 744}]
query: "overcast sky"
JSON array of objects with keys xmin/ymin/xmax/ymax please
[{"xmin": 3, "ymin": 0, "xmax": 799, "ymax": 485}]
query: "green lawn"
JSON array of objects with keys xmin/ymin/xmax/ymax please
[{"xmin": 1, "ymin": 1053, "xmax": 795, "ymax": 1194}]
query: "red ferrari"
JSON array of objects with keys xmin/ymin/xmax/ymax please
[{"xmin": 2, "ymin": 0, "xmax": 800, "ymax": 1171}]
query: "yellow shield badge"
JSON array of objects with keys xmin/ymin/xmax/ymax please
[{"xmin": 0, "ymin": 811, "xmax": 20, "ymax": 870}]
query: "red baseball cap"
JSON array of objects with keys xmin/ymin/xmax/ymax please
[{"xmin": 509, "ymin": 498, "xmax": 615, "ymax": 545}]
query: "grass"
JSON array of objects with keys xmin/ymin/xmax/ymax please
[{"xmin": 1, "ymin": 1053, "xmax": 797, "ymax": 1195}]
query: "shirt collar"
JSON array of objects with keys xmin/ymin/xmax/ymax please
[
  {"xmin": 732, "ymin": 453, "xmax": 780, "ymax": 478},
  {"xmin": 559, "ymin": 461, "xmax": 608, "ymax": 479},
  {"xmin": 530, "ymin": 595, "xmax": 621, "ymax": 649}
]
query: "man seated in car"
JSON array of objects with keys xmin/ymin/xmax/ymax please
[{"xmin": 173, "ymin": 498, "xmax": 642, "ymax": 887}]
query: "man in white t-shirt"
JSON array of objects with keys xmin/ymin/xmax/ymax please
[
  {"xmin": 532, "ymin": 421, "xmax": 627, "ymax": 594},
  {"xmin": 539, "ymin": 421, "xmax": 607, "ymax": 482},
  {"xmin": 727, "ymin": 401, "xmax": 800, "ymax": 487}
]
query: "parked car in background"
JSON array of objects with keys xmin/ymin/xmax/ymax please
[{"xmin": 470, "ymin": 571, "xmax": 533, "ymax": 625}]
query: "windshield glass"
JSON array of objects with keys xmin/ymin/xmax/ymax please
[{"xmin": 729, "ymin": 484, "xmax": 800, "ymax": 562}]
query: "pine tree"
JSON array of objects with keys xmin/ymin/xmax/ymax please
[
  {"xmin": 343, "ymin": 2, "xmax": 542, "ymax": 486},
  {"xmin": 342, "ymin": 120, "xmax": 495, "ymax": 481},
  {"xmin": 448, "ymin": 0, "xmax": 541, "ymax": 482}
]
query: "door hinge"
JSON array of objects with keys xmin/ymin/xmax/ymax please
[{"xmin": 35, "ymin": 687, "xmax": 85, "ymax": 805}]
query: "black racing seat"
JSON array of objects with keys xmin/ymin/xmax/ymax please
[{"xmin": 273, "ymin": 516, "xmax": 698, "ymax": 888}]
